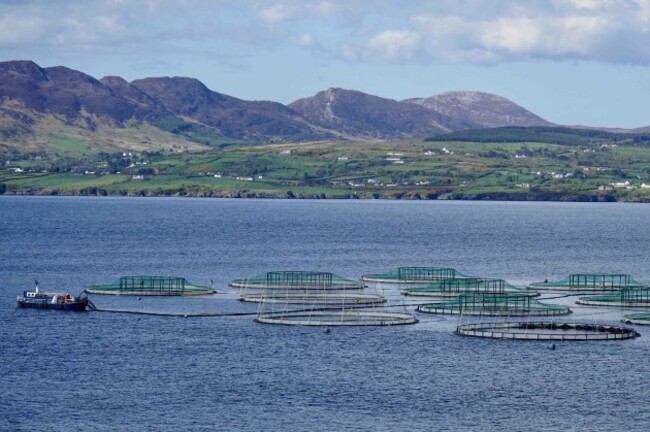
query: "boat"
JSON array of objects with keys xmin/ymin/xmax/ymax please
[{"xmin": 17, "ymin": 281, "xmax": 89, "ymax": 311}]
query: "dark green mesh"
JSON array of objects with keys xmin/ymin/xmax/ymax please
[
  {"xmin": 361, "ymin": 267, "xmax": 472, "ymax": 283},
  {"xmin": 530, "ymin": 274, "xmax": 646, "ymax": 291},
  {"xmin": 417, "ymin": 293, "xmax": 570, "ymax": 316},
  {"xmin": 230, "ymin": 271, "xmax": 364, "ymax": 290},
  {"xmin": 403, "ymin": 278, "xmax": 537, "ymax": 297},
  {"xmin": 85, "ymin": 276, "xmax": 214, "ymax": 296}
]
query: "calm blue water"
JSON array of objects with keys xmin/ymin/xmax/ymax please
[{"xmin": 1, "ymin": 196, "xmax": 650, "ymax": 431}]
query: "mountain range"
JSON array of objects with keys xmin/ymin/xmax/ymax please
[{"xmin": 0, "ymin": 60, "xmax": 646, "ymax": 153}]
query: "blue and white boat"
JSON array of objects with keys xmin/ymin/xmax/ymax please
[{"xmin": 17, "ymin": 281, "xmax": 88, "ymax": 311}]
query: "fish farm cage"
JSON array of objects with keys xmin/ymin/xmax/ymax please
[
  {"xmin": 402, "ymin": 278, "xmax": 538, "ymax": 298},
  {"xmin": 577, "ymin": 288, "xmax": 650, "ymax": 307},
  {"xmin": 361, "ymin": 267, "xmax": 471, "ymax": 284},
  {"xmin": 256, "ymin": 311, "xmax": 418, "ymax": 326},
  {"xmin": 250, "ymin": 271, "xmax": 418, "ymax": 326},
  {"xmin": 230, "ymin": 271, "xmax": 365, "ymax": 291},
  {"xmin": 623, "ymin": 313, "xmax": 650, "ymax": 325},
  {"xmin": 528, "ymin": 274, "xmax": 647, "ymax": 292},
  {"xmin": 416, "ymin": 293, "xmax": 571, "ymax": 317},
  {"xmin": 455, "ymin": 322, "xmax": 640, "ymax": 341},
  {"xmin": 240, "ymin": 292, "xmax": 386, "ymax": 306},
  {"xmin": 84, "ymin": 276, "xmax": 216, "ymax": 296}
]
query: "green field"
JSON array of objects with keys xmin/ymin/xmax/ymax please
[{"xmin": 3, "ymin": 128, "xmax": 650, "ymax": 201}]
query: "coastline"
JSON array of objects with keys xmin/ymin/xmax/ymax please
[{"xmin": 2, "ymin": 189, "xmax": 644, "ymax": 202}]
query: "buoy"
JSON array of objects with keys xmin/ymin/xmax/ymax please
[
  {"xmin": 547, "ymin": 343, "xmax": 556, "ymax": 350},
  {"xmin": 325, "ymin": 328, "xmax": 331, "ymax": 334},
  {"xmin": 137, "ymin": 297, "xmax": 142, "ymax": 300}
]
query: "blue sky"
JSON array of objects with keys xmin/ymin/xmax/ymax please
[{"xmin": 1, "ymin": 0, "xmax": 649, "ymax": 128}]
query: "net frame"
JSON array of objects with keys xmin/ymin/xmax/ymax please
[{"xmin": 252, "ymin": 271, "xmax": 418, "ymax": 327}]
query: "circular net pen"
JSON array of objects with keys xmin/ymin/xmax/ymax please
[
  {"xmin": 251, "ymin": 273, "xmax": 418, "ymax": 327},
  {"xmin": 577, "ymin": 288, "xmax": 650, "ymax": 307},
  {"xmin": 361, "ymin": 267, "xmax": 472, "ymax": 284},
  {"xmin": 85, "ymin": 276, "xmax": 216, "ymax": 296},
  {"xmin": 231, "ymin": 271, "xmax": 365, "ymax": 291},
  {"xmin": 240, "ymin": 292, "xmax": 385, "ymax": 306},
  {"xmin": 256, "ymin": 311, "xmax": 418, "ymax": 326},
  {"xmin": 529, "ymin": 274, "xmax": 647, "ymax": 293},
  {"xmin": 416, "ymin": 294, "xmax": 571, "ymax": 317},
  {"xmin": 623, "ymin": 313, "xmax": 650, "ymax": 325},
  {"xmin": 402, "ymin": 278, "xmax": 538, "ymax": 298},
  {"xmin": 456, "ymin": 322, "xmax": 640, "ymax": 341}
]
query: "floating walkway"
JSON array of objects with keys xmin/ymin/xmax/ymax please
[
  {"xmin": 240, "ymin": 292, "xmax": 385, "ymax": 306},
  {"xmin": 361, "ymin": 267, "xmax": 471, "ymax": 284},
  {"xmin": 455, "ymin": 322, "xmax": 640, "ymax": 341},
  {"xmin": 85, "ymin": 276, "xmax": 216, "ymax": 296},
  {"xmin": 529, "ymin": 274, "xmax": 646, "ymax": 293},
  {"xmin": 230, "ymin": 271, "xmax": 364, "ymax": 291},
  {"xmin": 577, "ymin": 288, "xmax": 650, "ymax": 307},
  {"xmin": 256, "ymin": 310, "xmax": 418, "ymax": 326},
  {"xmin": 416, "ymin": 293, "xmax": 570, "ymax": 317},
  {"xmin": 403, "ymin": 278, "xmax": 538, "ymax": 298}
]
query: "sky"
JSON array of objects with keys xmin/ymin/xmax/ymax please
[{"xmin": 1, "ymin": 0, "xmax": 650, "ymax": 128}]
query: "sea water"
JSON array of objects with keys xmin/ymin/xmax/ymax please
[{"xmin": 1, "ymin": 196, "xmax": 649, "ymax": 431}]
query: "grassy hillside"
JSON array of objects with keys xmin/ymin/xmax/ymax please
[{"xmin": 3, "ymin": 127, "xmax": 650, "ymax": 201}]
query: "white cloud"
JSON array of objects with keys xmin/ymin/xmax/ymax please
[
  {"xmin": 295, "ymin": 33, "xmax": 316, "ymax": 47},
  {"xmin": 258, "ymin": 1, "xmax": 338, "ymax": 23},
  {"xmin": 340, "ymin": 43, "xmax": 357, "ymax": 60},
  {"xmin": 258, "ymin": 4, "xmax": 297, "ymax": 23},
  {"xmin": 1, "ymin": 0, "xmax": 650, "ymax": 66},
  {"xmin": 356, "ymin": 1, "xmax": 650, "ymax": 64},
  {"xmin": 367, "ymin": 30, "xmax": 420, "ymax": 61},
  {"xmin": 0, "ymin": 14, "xmax": 48, "ymax": 44}
]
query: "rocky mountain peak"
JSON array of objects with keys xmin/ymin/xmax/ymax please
[{"xmin": 406, "ymin": 91, "xmax": 553, "ymax": 128}]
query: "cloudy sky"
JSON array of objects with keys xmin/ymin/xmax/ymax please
[{"xmin": 1, "ymin": 0, "xmax": 649, "ymax": 127}]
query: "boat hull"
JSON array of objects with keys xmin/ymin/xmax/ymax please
[{"xmin": 17, "ymin": 298, "xmax": 88, "ymax": 311}]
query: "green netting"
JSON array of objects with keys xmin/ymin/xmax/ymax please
[
  {"xmin": 577, "ymin": 288, "xmax": 650, "ymax": 306},
  {"xmin": 402, "ymin": 278, "xmax": 538, "ymax": 297},
  {"xmin": 417, "ymin": 293, "xmax": 570, "ymax": 316},
  {"xmin": 230, "ymin": 271, "xmax": 364, "ymax": 290},
  {"xmin": 529, "ymin": 274, "xmax": 647, "ymax": 291},
  {"xmin": 85, "ymin": 276, "xmax": 215, "ymax": 296},
  {"xmin": 361, "ymin": 267, "xmax": 472, "ymax": 283}
]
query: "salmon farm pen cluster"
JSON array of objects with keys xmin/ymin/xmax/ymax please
[{"xmin": 232, "ymin": 270, "xmax": 418, "ymax": 326}]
